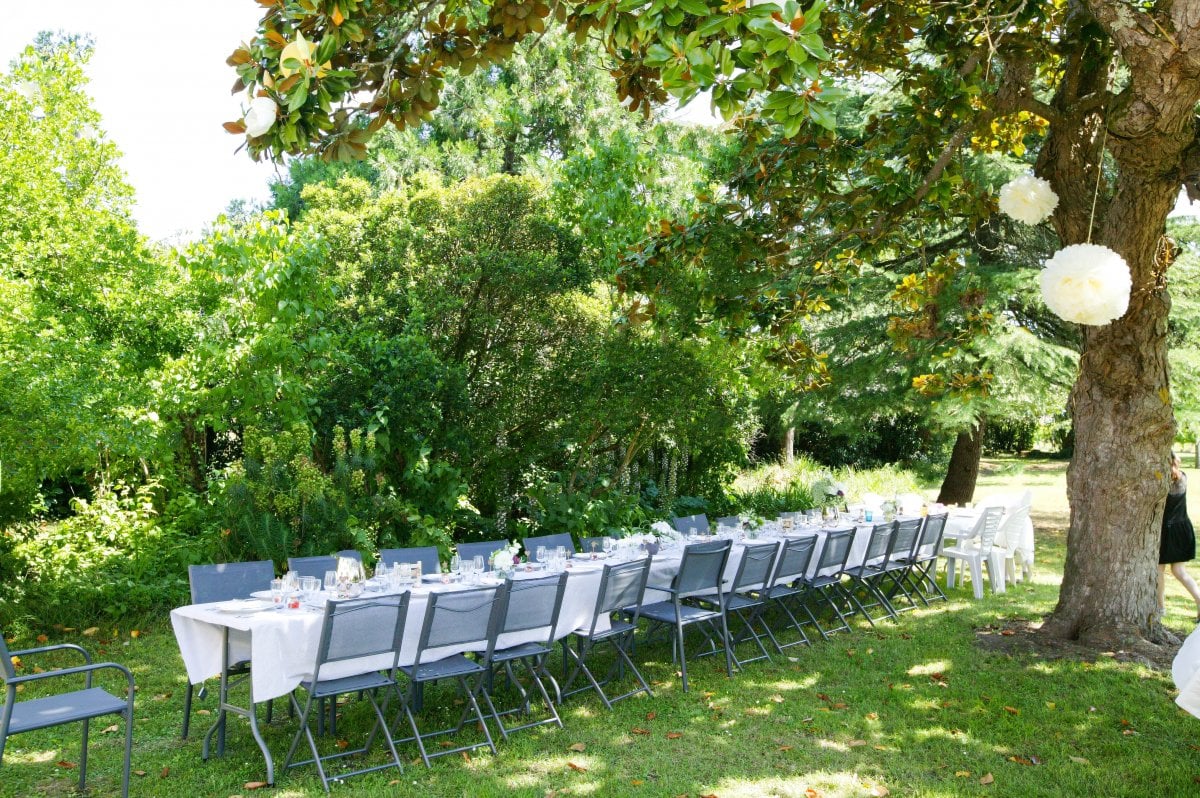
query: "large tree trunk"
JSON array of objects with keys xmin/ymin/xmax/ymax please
[
  {"xmin": 781, "ymin": 425, "xmax": 794, "ymax": 466},
  {"xmin": 937, "ymin": 419, "xmax": 985, "ymax": 505},
  {"xmin": 1038, "ymin": 0, "xmax": 1200, "ymax": 646}
]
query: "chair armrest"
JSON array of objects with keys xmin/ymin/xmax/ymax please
[
  {"xmin": 8, "ymin": 642, "xmax": 93, "ymax": 664},
  {"xmin": 9, "ymin": 661, "xmax": 136, "ymax": 700}
]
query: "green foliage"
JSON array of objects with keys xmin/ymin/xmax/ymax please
[
  {"xmin": 729, "ymin": 456, "xmax": 921, "ymax": 517},
  {"xmin": 514, "ymin": 471, "xmax": 649, "ymax": 542}
]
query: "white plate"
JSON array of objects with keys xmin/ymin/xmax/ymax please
[
  {"xmin": 249, "ymin": 590, "xmax": 274, "ymax": 600},
  {"xmin": 573, "ymin": 552, "xmax": 609, "ymax": 560},
  {"xmin": 214, "ymin": 599, "xmax": 271, "ymax": 614}
]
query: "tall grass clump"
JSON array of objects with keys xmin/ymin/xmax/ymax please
[{"xmin": 729, "ymin": 456, "xmax": 924, "ymax": 515}]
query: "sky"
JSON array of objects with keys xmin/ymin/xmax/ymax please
[{"xmin": 3, "ymin": 1, "xmax": 280, "ymax": 242}]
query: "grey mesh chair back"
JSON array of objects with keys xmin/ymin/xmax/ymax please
[
  {"xmin": 379, "ymin": 546, "xmax": 439, "ymax": 575},
  {"xmin": 772, "ymin": 535, "xmax": 818, "ymax": 586},
  {"xmin": 890, "ymin": 519, "xmax": 924, "ymax": 562},
  {"xmin": 675, "ymin": 539, "xmax": 732, "ymax": 597},
  {"xmin": 730, "ymin": 541, "xmax": 780, "ymax": 593},
  {"xmin": 288, "ymin": 555, "xmax": 337, "ymax": 580},
  {"xmin": 916, "ymin": 513, "xmax": 949, "ymax": 559},
  {"xmin": 523, "ymin": 533, "xmax": 576, "ymax": 558},
  {"xmin": 862, "ymin": 522, "xmax": 896, "ymax": 567},
  {"xmin": 579, "ymin": 536, "xmax": 607, "ymax": 556},
  {"xmin": 589, "ymin": 558, "xmax": 652, "ymax": 634},
  {"xmin": 814, "ymin": 528, "xmax": 856, "ymax": 575},
  {"xmin": 313, "ymin": 593, "xmax": 410, "ymax": 678},
  {"xmin": 715, "ymin": 515, "xmax": 742, "ymax": 530},
  {"xmin": 672, "ymin": 514, "xmax": 710, "ymax": 534},
  {"xmin": 415, "ymin": 584, "xmax": 509, "ymax": 664},
  {"xmin": 456, "ymin": 540, "xmax": 509, "ymax": 572},
  {"xmin": 500, "ymin": 573, "xmax": 568, "ymax": 637},
  {"xmin": 189, "ymin": 560, "xmax": 276, "ymax": 604}
]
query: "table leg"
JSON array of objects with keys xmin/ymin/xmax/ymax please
[{"xmin": 200, "ymin": 626, "xmax": 275, "ymax": 785}]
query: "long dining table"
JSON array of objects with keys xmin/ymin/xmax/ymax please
[{"xmin": 170, "ymin": 522, "xmax": 878, "ymax": 783}]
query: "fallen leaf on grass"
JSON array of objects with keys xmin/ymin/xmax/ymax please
[
  {"xmin": 567, "ymin": 742, "xmax": 586, "ymax": 752},
  {"xmin": 196, "ymin": 709, "xmax": 211, "ymax": 716},
  {"xmin": 817, "ymin": 692, "xmax": 832, "ymax": 701},
  {"xmin": 868, "ymin": 786, "xmax": 889, "ymax": 797},
  {"xmin": 82, "ymin": 627, "xmax": 99, "ymax": 637},
  {"xmin": 645, "ymin": 711, "xmax": 657, "ymax": 721},
  {"xmin": 461, "ymin": 751, "xmax": 471, "ymax": 763},
  {"xmin": 336, "ymin": 739, "xmax": 349, "ymax": 750},
  {"xmin": 1001, "ymin": 629, "xmax": 1015, "ymax": 636},
  {"xmin": 631, "ymin": 727, "xmax": 651, "ymax": 735},
  {"xmin": 701, "ymin": 794, "xmax": 719, "ymax": 798},
  {"xmin": 1008, "ymin": 755, "xmax": 1041, "ymax": 766},
  {"xmin": 160, "ymin": 767, "xmax": 170, "ymax": 778},
  {"xmin": 1122, "ymin": 729, "xmax": 1138, "ymax": 736},
  {"xmin": 133, "ymin": 770, "xmax": 147, "ymax": 777},
  {"xmin": 631, "ymin": 779, "xmax": 644, "ymax": 786},
  {"xmin": 57, "ymin": 760, "xmax": 76, "ymax": 769},
  {"xmin": 831, "ymin": 702, "xmax": 847, "ymax": 710},
  {"xmin": 778, "ymin": 745, "xmax": 793, "ymax": 751},
  {"xmin": 666, "ymin": 732, "xmax": 682, "ymax": 739},
  {"xmin": 980, "ymin": 773, "xmax": 994, "ymax": 785},
  {"xmin": 1003, "ymin": 706, "xmax": 1019, "ymax": 715},
  {"xmin": 1069, "ymin": 756, "xmax": 1090, "ymax": 765},
  {"xmin": 567, "ymin": 761, "xmax": 587, "ymax": 773},
  {"xmin": 955, "ymin": 770, "xmax": 971, "ymax": 777},
  {"xmin": 804, "ymin": 788, "xmax": 823, "ymax": 798},
  {"xmin": 100, "ymin": 724, "xmax": 119, "ymax": 734},
  {"xmin": 244, "ymin": 781, "xmax": 269, "ymax": 790},
  {"xmin": 847, "ymin": 739, "xmax": 867, "ymax": 747},
  {"xmin": 36, "ymin": 634, "xmax": 48, "ymax": 644},
  {"xmin": 865, "ymin": 712, "xmax": 879, "ymax": 720},
  {"xmin": 770, "ymin": 694, "xmax": 785, "ymax": 703}
]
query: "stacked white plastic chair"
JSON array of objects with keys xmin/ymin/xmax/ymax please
[
  {"xmin": 942, "ymin": 505, "xmax": 1006, "ymax": 599},
  {"xmin": 995, "ymin": 490, "xmax": 1034, "ymax": 585}
]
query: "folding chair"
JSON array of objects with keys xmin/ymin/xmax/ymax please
[
  {"xmin": 757, "ymin": 534, "xmax": 822, "ymax": 648},
  {"xmin": 637, "ymin": 539, "xmax": 734, "ymax": 692},
  {"xmin": 874, "ymin": 518, "xmax": 925, "ymax": 614},
  {"xmin": 842, "ymin": 522, "xmax": 900, "ymax": 624},
  {"xmin": 283, "ymin": 594, "xmax": 410, "ymax": 792},
  {"xmin": 895, "ymin": 513, "xmax": 949, "ymax": 604},
  {"xmin": 579, "ymin": 536, "xmax": 607, "ymax": 556},
  {"xmin": 1, "ymin": 634, "xmax": 135, "ymax": 798},
  {"xmin": 523, "ymin": 533, "xmax": 576, "ymax": 560},
  {"xmin": 480, "ymin": 573, "xmax": 568, "ymax": 739},
  {"xmin": 702, "ymin": 541, "xmax": 780, "ymax": 668},
  {"xmin": 672, "ymin": 514, "xmax": 710, "ymax": 534},
  {"xmin": 801, "ymin": 528, "xmax": 857, "ymax": 637},
  {"xmin": 378, "ymin": 547, "xmax": 439, "ymax": 576},
  {"xmin": 715, "ymin": 516, "xmax": 743, "ymax": 533},
  {"xmin": 288, "ymin": 555, "xmax": 337, "ymax": 580},
  {"xmin": 184, "ymin": 560, "xmax": 276, "ymax": 740},
  {"xmin": 395, "ymin": 584, "xmax": 509, "ymax": 767},
  {"xmin": 561, "ymin": 558, "xmax": 653, "ymax": 709},
  {"xmin": 456, "ymin": 540, "xmax": 509, "ymax": 571}
]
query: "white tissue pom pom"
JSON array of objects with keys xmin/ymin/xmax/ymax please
[
  {"xmin": 999, "ymin": 174, "xmax": 1059, "ymax": 225},
  {"xmin": 1039, "ymin": 244, "xmax": 1131, "ymax": 325},
  {"xmin": 243, "ymin": 96, "xmax": 278, "ymax": 138}
]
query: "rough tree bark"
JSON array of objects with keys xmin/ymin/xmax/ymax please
[
  {"xmin": 781, "ymin": 425, "xmax": 795, "ymax": 465},
  {"xmin": 937, "ymin": 418, "xmax": 985, "ymax": 506},
  {"xmin": 1037, "ymin": 0, "xmax": 1200, "ymax": 646}
]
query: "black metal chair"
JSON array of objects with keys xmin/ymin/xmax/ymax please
[
  {"xmin": 561, "ymin": 558, "xmax": 653, "ymax": 709},
  {"xmin": 842, "ymin": 522, "xmax": 899, "ymax": 624},
  {"xmin": 703, "ymin": 541, "xmax": 780, "ymax": 668},
  {"xmin": 282, "ymin": 594, "xmax": 410, "ymax": 792},
  {"xmin": 378, "ymin": 546, "xmax": 440, "ymax": 576},
  {"xmin": 1, "ymin": 634, "xmax": 135, "ymax": 798},
  {"xmin": 896, "ymin": 513, "xmax": 950, "ymax": 604},
  {"xmin": 395, "ymin": 584, "xmax": 509, "ymax": 767},
  {"xmin": 184, "ymin": 560, "xmax": 276, "ymax": 740},
  {"xmin": 522, "ymin": 533, "xmax": 576, "ymax": 560},
  {"xmin": 455, "ymin": 540, "xmax": 509, "ymax": 572},
  {"xmin": 802, "ymin": 528, "xmax": 857, "ymax": 637},
  {"xmin": 874, "ymin": 518, "xmax": 925, "ymax": 614},
  {"xmin": 637, "ymin": 539, "xmax": 734, "ymax": 692},
  {"xmin": 672, "ymin": 514, "xmax": 710, "ymax": 535},
  {"xmin": 756, "ymin": 534, "xmax": 822, "ymax": 650},
  {"xmin": 480, "ymin": 573, "xmax": 568, "ymax": 739}
]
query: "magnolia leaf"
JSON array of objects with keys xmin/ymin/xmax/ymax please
[
  {"xmin": 980, "ymin": 773, "xmax": 994, "ymax": 785},
  {"xmin": 567, "ymin": 761, "xmax": 588, "ymax": 772}
]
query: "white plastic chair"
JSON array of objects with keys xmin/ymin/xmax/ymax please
[
  {"xmin": 996, "ymin": 490, "xmax": 1033, "ymax": 585},
  {"xmin": 942, "ymin": 506, "xmax": 1005, "ymax": 598}
]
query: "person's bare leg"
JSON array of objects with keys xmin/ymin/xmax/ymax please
[
  {"xmin": 1170, "ymin": 562, "xmax": 1200, "ymax": 617},
  {"xmin": 1158, "ymin": 564, "xmax": 1168, "ymax": 616}
]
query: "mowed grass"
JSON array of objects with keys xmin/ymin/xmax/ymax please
[{"xmin": 5, "ymin": 457, "xmax": 1200, "ymax": 797}]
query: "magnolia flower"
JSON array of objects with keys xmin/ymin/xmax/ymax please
[
  {"xmin": 244, "ymin": 96, "xmax": 278, "ymax": 138},
  {"xmin": 279, "ymin": 32, "xmax": 329, "ymax": 78},
  {"xmin": 998, "ymin": 174, "xmax": 1059, "ymax": 225},
  {"xmin": 76, "ymin": 124, "xmax": 98, "ymax": 141},
  {"xmin": 1040, "ymin": 243, "xmax": 1131, "ymax": 325}
]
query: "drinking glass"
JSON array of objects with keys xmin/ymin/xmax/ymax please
[
  {"xmin": 473, "ymin": 555, "xmax": 485, "ymax": 574},
  {"xmin": 270, "ymin": 578, "xmax": 286, "ymax": 610},
  {"xmin": 300, "ymin": 575, "xmax": 320, "ymax": 604},
  {"xmin": 323, "ymin": 570, "xmax": 337, "ymax": 592},
  {"xmin": 556, "ymin": 545, "xmax": 567, "ymax": 562},
  {"xmin": 603, "ymin": 537, "xmax": 614, "ymax": 556},
  {"xmin": 535, "ymin": 546, "xmax": 547, "ymax": 565},
  {"xmin": 450, "ymin": 554, "xmax": 462, "ymax": 575}
]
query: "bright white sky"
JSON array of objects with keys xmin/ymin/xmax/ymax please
[{"xmin": 3, "ymin": 1, "xmax": 280, "ymax": 242}]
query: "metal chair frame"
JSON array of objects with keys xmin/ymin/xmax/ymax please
[
  {"xmin": 636, "ymin": 539, "xmax": 734, "ymax": 692},
  {"xmin": 561, "ymin": 558, "xmax": 653, "ymax": 709},
  {"xmin": 1, "ymin": 636, "xmax": 135, "ymax": 798},
  {"xmin": 394, "ymin": 584, "xmax": 509, "ymax": 767},
  {"xmin": 480, "ymin": 573, "xmax": 569, "ymax": 739},
  {"xmin": 282, "ymin": 594, "xmax": 411, "ymax": 793},
  {"xmin": 873, "ymin": 518, "xmax": 926, "ymax": 614},
  {"xmin": 756, "ymin": 534, "xmax": 823, "ymax": 649},
  {"xmin": 702, "ymin": 541, "xmax": 780, "ymax": 668},
  {"xmin": 378, "ymin": 547, "xmax": 440, "ymax": 576},
  {"xmin": 842, "ymin": 522, "xmax": 900, "ymax": 624},
  {"xmin": 183, "ymin": 560, "xmax": 276, "ymax": 741},
  {"xmin": 896, "ymin": 514, "xmax": 950, "ymax": 604},
  {"xmin": 800, "ymin": 528, "xmax": 857, "ymax": 637}
]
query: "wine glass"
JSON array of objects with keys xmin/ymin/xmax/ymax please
[
  {"xmin": 473, "ymin": 555, "xmax": 485, "ymax": 575},
  {"xmin": 450, "ymin": 553, "xmax": 462, "ymax": 576},
  {"xmin": 603, "ymin": 537, "xmax": 614, "ymax": 556}
]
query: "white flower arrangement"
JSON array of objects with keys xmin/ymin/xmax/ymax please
[
  {"xmin": 491, "ymin": 540, "xmax": 521, "ymax": 569},
  {"xmin": 810, "ymin": 472, "xmax": 847, "ymax": 507},
  {"xmin": 244, "ymin": 96, "xmax": 278, "ymax": 138},
  {"xmin": 1039, "ymin": 243, "xmax": 1131, "ymax": 326},
  {"xmin": 651, "ymin": 520, "xmax": 683, "ymax": 543},
  {"xmin": 998, "ymin": 174, "xmax": 1059, "ymax": 225}
]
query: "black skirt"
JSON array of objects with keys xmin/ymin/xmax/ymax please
[{"xmin": 1161, "ymin": 490, "xmax": 1196, "ymax": 564}]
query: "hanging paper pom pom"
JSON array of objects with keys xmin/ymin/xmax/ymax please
[
  {"xmin": 999, "ymin": 174, "xmax": 1059, "ymax": 225},
  {"xmin": 1040, "ymin": 243, "xmax": 1131, "ymax": 325}
]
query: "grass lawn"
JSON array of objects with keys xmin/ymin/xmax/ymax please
[{"xmin": 4, "ymin": 457, "xmax": 1200, "ymax": 797}]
